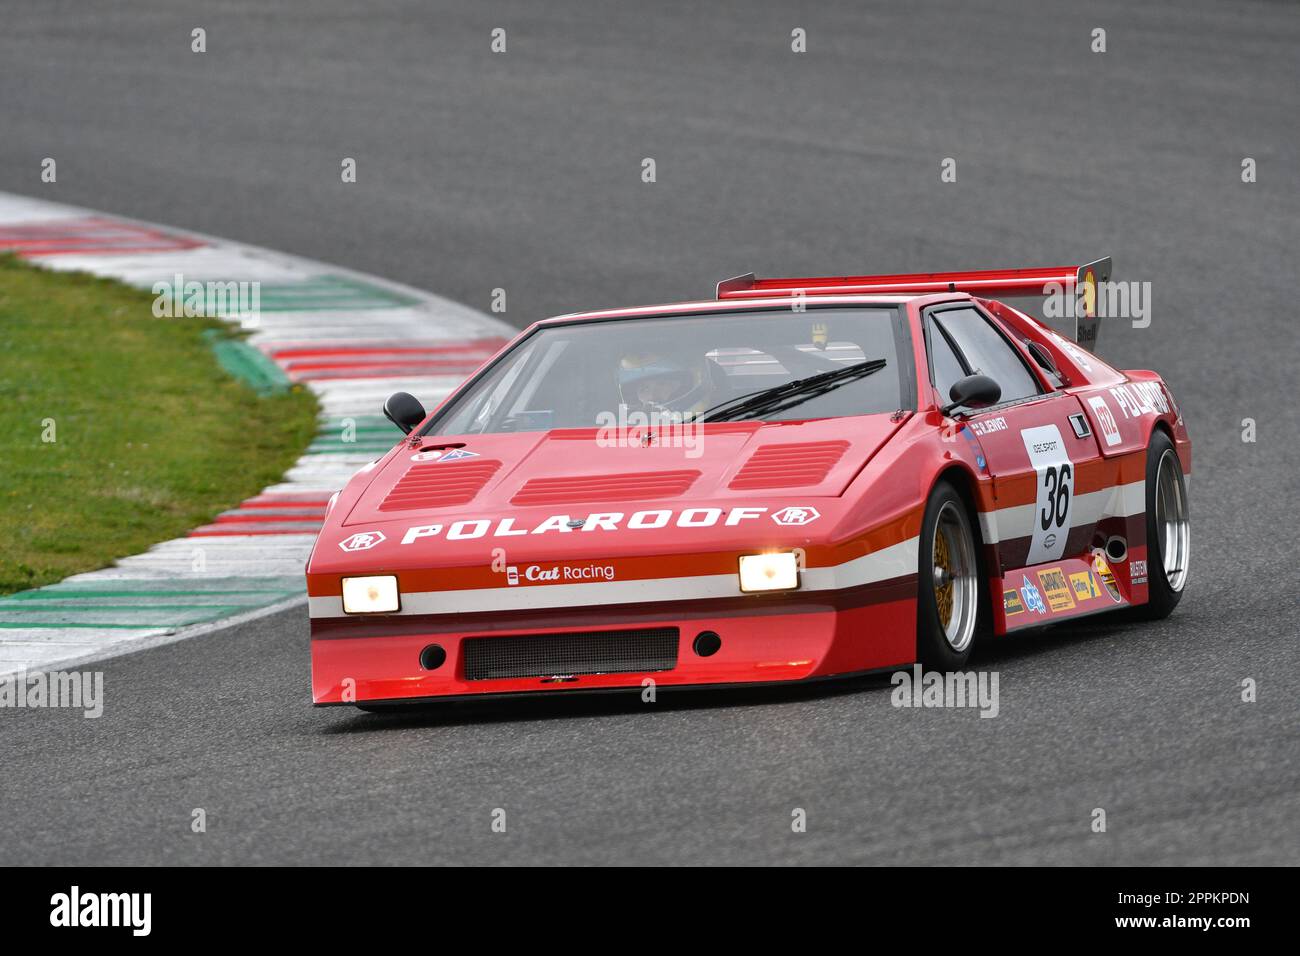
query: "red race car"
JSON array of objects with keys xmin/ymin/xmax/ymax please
[{"xmin": 307, "ymin": 258, "xmax": 1191, "ymax": 710}]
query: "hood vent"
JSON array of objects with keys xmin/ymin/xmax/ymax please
[
  {"xmin": 728, "ymin": 441, "xmax": 850, "ymax": 490},
  {"xmin": 512, "ymin": 470, "xmax": 700, "ymax": 506},
  {"xmin": 379, "ymin": 459, "xmax": 502, "ymax": 512}
]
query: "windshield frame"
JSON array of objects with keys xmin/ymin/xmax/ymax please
[{"xmin": 417, "ymin": 303, "xmax": 916, "ymax": 437}]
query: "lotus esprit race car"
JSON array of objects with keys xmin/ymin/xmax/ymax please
[{"xmin": 307, "ymin": 258, "xmax": 1191, "ymax": 709}]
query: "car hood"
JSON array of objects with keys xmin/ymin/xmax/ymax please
[{"xmin": 342, "ymin": 415, "xmax": 904, "ymax": 528}]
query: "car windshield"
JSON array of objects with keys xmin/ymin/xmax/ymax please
[{"xmin": 427, "ymin": 307, "xmax": 909, "ymax": 436}]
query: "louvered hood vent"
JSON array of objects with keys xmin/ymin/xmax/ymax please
[
  {"xmin": 511, "ymin": 470, "xmax": 700, "ymax": 506},
  {"xmin": 728, "ymin": 441, "xmax": 850, "ymax": 490},
  {"xmin": 379, "ymin": 459, "xmax": 502, "ymax": 511}
]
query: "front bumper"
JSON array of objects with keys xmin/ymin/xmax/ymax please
[{"xmin": 310, "ymin": 589, "xmax": 917, "ymax": 705}]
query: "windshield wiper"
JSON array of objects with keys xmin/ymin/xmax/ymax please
[{"xmin": 700, "ymin": 358, "xmax": 888, "ymax": 423}]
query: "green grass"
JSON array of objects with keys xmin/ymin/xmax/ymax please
[{"xmin": 0, "ymin": 255, "xmax": 319, "ymax": 594}]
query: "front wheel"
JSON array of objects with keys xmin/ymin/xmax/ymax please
[{"xmin": 917, "ymin": 480, "xmax": 983, "ymax": 669}]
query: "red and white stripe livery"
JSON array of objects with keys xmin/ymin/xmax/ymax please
[{"xmin": 308, "ymin": 263, "xmax": 1191, "ymax": 707}]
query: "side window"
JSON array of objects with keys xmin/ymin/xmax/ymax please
[
  {"xmin": 932, "ymin": 308, "xmax": 1042, "ymax": 403},
  {"xmin": 926, "ymin": 320, "xmax": 967, "ymax": 403}
]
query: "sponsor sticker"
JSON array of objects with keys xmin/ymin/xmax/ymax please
[
  {"xmin": 338, "ymin": 530, "xmax": 386, "ymax": 552},
  {"xmin": 1069, "ymin": 570, "xmax": 1101, "ymax": 601},
  {"xmin": 1087, "ymin": 395, "xmax": 1122, "ymax": 448},
  {"xmin": 1020, "ymin": 575, "xmax": 1047, "ymax": 614},
  {"xmin": 412, "ymin": 448, "xmax": 481, "ymax": 462},
  {"xmin": 957, "ymin": 424, "xmax": 988, "ymax": 472},
  {"xmin": 410, "ymin": 447, "xmax": 478, "ymax": 463},
  {"xmin": 970, "ymin": 416, "xmax": 1007, "ymax": 437},
  {"xmin": 1003, "ymin": 589, "xmax": 1026, "ymax": 616},
  {"xmin": 1037, "ymin": 567, "xmax": 1076, "ymax": 612},
  {"xmin": 507, "ymin": 563, "xmax": 616, "ymax": 584},
  {"xmin": 1092, "ymin": 553, "xmax": 1124, "ymax": 602},
  {"xmin": 399, "ymin": 506, "xmax": 779, "ymax": 544},
  {"xmin": 1109, "ymin": 382, "xmax": 1170, "ymax": 419},
  {"xmin": 1130, "ymin": 558, "xmax": 1148, "ymax": 586},
  {"xmin": 771, "ymin": 506, "xmax": 820, "ymax": 526},
  {"xmin": 1051, "ymin": 332, "xmax": 1093, "ymax": 372}
]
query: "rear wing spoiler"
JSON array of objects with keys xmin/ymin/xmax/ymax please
[{"xmin": 717, "ymin": 257, "xmax": 1112, "ymax": 349}]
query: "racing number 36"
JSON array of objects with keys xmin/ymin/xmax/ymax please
[
  {"xmin": 1041, "ymin": 462, "xmax": 1072, "ymax": 531},
  {"xmin": 1021, "ymin": 424, "xmax": 1074, "ymax": 564}
]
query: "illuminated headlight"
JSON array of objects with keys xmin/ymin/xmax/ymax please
[
  {"xmin": 341, "ymin": 575, "xmax": 400, "ymax": 614},
  {"xmin": 738, "ymin": 552, "xmax": 800, "ymax": 593}
]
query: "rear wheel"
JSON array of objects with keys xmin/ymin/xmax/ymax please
[
  {"xmin": 917, "ymin": 481, "xmax": 982, "ymax": 669},
  {"xmin": 1133, "ymin": 429, "xmax": 1189, "ymax": 619}
]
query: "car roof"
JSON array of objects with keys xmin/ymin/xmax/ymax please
[{"xmin": 539, "ymin": 293, "xmax": 966, "ymax": 327}]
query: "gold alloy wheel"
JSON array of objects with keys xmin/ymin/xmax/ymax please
[
  {"xmin": 933, "ymin": 526, "xmax": 954, "ymax": 629},
  {"xmin": 931, "ymin": 500, "xmax": 978, "ymax": 653}
]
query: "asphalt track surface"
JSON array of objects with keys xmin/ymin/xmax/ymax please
[{"xmin": 1, "ymin": 1, "xmax": 1297, "ymax": 865}]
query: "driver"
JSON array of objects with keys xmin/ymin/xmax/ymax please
[{"xmin": 617, "ymin": 350, "xmax": 713, "ymax": 418}]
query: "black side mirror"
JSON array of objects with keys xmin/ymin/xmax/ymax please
[
  {"xmin": 942, "ymin": 374, "xmax": 1001, "ymax": 416},
  {"xmin": 383, "ymin": 391, "xmax": 427, "ymax": 434}
]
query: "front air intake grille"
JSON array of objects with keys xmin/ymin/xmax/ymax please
[{"xmin": 463, "ymin": 627, "xmax": 680, "ymax": 681}]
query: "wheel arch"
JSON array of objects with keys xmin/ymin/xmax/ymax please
[
  {"xmin": 929, "ymin": 462, "xmax": 986, "ymax": 547},
  {"xmin": 1146, "ymin": 415, "xmax": 1192, "ymax": 481},
  {"xmin": 1150, "ymin": 417, "xmax": 1175, "ymax": 444}
]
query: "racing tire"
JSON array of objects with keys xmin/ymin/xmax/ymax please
[
  {"xmin": 1132, "ymin": 429, "xmax": 1189, "ymax": 620},
  {"xmin": 916, "ymin": 480, "xmax": 986, "ymax": 670}
]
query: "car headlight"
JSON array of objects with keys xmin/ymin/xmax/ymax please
[
  {"xmin": 738, "ymin": 552, "xmax": 800, "ymax": 593},
  {"xmin": 341, "ymin": 575, "xmax": 400, "ymax": 613}
]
